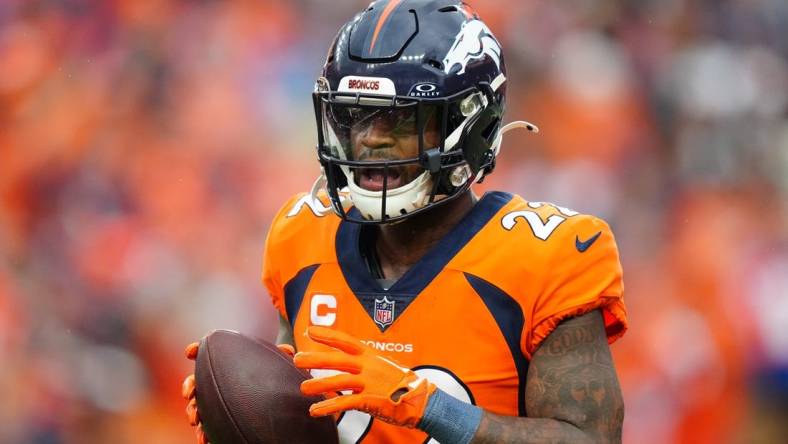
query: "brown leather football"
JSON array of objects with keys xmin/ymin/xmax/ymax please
[{"xmin": 194, "ymin": 330, "xmax": 338, "ymax": 444}]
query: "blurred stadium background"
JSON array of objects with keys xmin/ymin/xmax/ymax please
[{"xmin": 1, "ymin": 0, "xmax": 787, "ymax": 443}]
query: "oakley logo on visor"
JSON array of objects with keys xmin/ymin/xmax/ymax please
[{"xmin": 339, "ymin": 76, "xmax": 397, "ymax": 95}]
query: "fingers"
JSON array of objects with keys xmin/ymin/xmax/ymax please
[
  {"xmin": 301, "ymin": 373, "xmax": 363, "ymax": 396},
  {"xmin": 305, "ymin": 326, "xmax": 365, "ymax": 355},
  {"xmin": 195, "ymin": 425, "xmax": 209, "ymax": 444},
  {"xmin": 293, "ymin": 351, "xmax": 362, "ymax": 374},
  {"xmin": 185, "ymin": 342, "xmax": 199, "ymax": 360},
  {"xmin": 276, "ymin": 343, "xmax": 295, "ymax": 357},
  {"xmin": 184, "ymin": 341, "xmax": 208, "ymax": 443},
  {"xmin": 182, "ymin": 374, "xmax": 196, "ymax": 400},
  {"xmin": 186, "ymin": 397, "xmax": 200, "ymax": 426},
  {"xmin": 309, "ymin": 394, "xmax": 362, "ymax": 418}
]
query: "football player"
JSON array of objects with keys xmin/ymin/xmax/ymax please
[{"xmin": 183, "ymin": 1, "xmax": 627, "ymax": 443}]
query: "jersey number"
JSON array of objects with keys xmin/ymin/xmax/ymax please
[{"xmin": 501, "ymin": 202, "xmax": 578, "ymax": 240}]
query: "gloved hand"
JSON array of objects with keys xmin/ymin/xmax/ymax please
[
  {"xmin": 293, "ymin": 326, "xmax": 436, "ymax": 428},
  {"xmin": 182, "ymin": 341, "xmax": 296, "ymax": 443}
]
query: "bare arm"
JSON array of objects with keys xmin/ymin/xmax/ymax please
[
  {"xmin": 276, "ymin": 313, "xmax": 295, "ymax": 348},
  {"xmin": 470, "ymin": 309, "xmax": 624, "ymax": 444}
]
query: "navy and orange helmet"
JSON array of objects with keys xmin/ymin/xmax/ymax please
[{"xmin": 312, "ymin": 0, "xmax": 535, "ymax": 224}]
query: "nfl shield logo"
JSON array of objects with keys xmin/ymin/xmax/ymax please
[{"xmin": 374, "ymin": 296, "xmax": 395, "ymax": 328}]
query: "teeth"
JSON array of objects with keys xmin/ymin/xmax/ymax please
[{"xmin": 364, "ymin": 169, "xmax": 400, "ymax": 181}]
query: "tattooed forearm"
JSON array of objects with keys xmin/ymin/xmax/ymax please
[
  {"xmin": 526, "ymin": 310, "xmax": 624, "ymax": 439},
  {"xmin": 471, "ymin": 413, "xmax": 591, "ymax": 444},
  {"xmin": 470, "ymin": 310, "xmax": 624, "ymax": 444}
]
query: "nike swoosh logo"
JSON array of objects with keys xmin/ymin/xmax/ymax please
[{"xmin": 575, "ymin": 231, "xmax": 602, "ymax": 253}]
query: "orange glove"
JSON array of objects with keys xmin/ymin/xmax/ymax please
[
  {"xmin": 182, "ymin": 341, "xmax": 296, "ymax": 444},
  {"xmin": 293, "ymin": 326, "xmax": 436, "ymax": 428}
]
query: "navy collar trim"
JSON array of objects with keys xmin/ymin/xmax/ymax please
[{"xmin": 335, "ymin": 191, "xmax": 514, "ymax": 298}]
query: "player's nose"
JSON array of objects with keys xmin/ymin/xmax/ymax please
[{"xmin": 358, "ymin": 116, "xmax": 396, "ymax": 149}]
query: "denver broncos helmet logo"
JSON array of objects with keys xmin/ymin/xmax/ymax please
[{"xmin": 443, "ymin": 20, "xmax": 502, "ymax": 75}]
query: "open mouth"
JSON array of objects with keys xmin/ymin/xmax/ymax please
[{"xmin": 357, "ymin": 167, "xmax": 404, "ymax": 191}]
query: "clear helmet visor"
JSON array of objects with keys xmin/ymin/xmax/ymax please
[{"xmin": 320, "ymin": 98, "xmax": 440, "ymax": 194}]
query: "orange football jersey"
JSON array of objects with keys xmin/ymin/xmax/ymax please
[{"xmin": 262, "ymin": 191, "xmax": 627, "ymax": 443}]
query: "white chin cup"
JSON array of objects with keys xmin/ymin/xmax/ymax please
[{"xmin": 345, "ymin": 170, "xmax": 433, "ymax": 221}]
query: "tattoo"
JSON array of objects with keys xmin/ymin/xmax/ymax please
[{"xmin": 471, "ymin": 310, "xmax": 624, "ymax": 444}]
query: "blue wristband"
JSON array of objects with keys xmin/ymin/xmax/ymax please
[{"xmin": 418, "ymin": 389, "xmax": 483, "ymax": 444}]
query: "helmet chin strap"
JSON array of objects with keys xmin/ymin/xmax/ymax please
[
  {"xmin": 309, "ymin": 172, "xmax": 327, "ymax": 204},
  {"xmin": 309, "ymin": 172, "xmax": 353, "ymax": 215}
]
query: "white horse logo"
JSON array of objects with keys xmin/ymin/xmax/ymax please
[{"xmin": 443, "ymin": 20, "xmax": 502, "ymax": 75}]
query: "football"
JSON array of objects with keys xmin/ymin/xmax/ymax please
[{"xmin": 193, "ymin": 330, "xmax": 338, "ymax": 444}]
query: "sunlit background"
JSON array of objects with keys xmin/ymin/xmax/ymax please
[{"xmin": 1, "ymin": 0, "xmax": 787, "ymax": 443}]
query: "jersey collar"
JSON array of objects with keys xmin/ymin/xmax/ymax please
[{"xmin": 335, "ymin": 191, "xmax": 513, "ymax": 331}]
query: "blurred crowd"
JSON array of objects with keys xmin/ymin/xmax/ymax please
[{"xmin": 1, "ymin": 0, "xmax": 786, "ymax": 443}]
